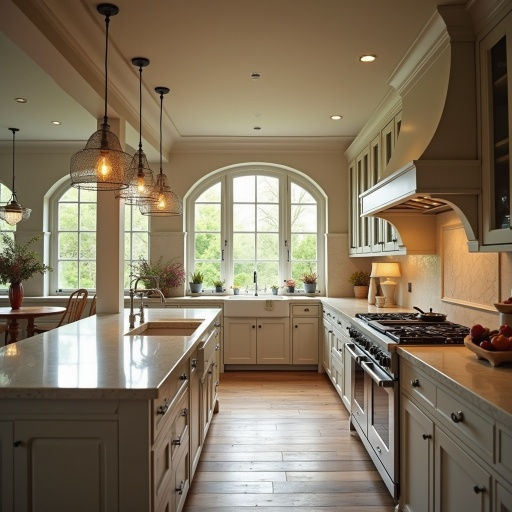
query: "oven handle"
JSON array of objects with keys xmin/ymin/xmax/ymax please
[
  {"xmin": 345, "ymin": 343, "xmax": 366, "ymax": 363},
  {"xmin": 360, "ymin": 360, "xmax": 395, "ymax": 388}
]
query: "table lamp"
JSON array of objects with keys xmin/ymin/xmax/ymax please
[{"xmin": 370, "ymin": 262, "xmax": 401, "ymax": 307}]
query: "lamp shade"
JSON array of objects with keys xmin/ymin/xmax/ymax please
[{"xmin": 370, "ymin": 262, "xmax": 401, "ymax": 278}]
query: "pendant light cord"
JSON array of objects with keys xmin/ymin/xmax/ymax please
[
  {"xmin": 159, "ymin": 92, "xmax": 163, "ymax": 175},
  {"xmin": 9, "ymin": 128, "xmax": 18, "ymax": 197},
  {"xmin": 138, "ymin": 65, "xmax": 143, "ymax": 152},
  {"xmin": 103, "ymin": 14, "xmax": 110, "ymax": 126}
]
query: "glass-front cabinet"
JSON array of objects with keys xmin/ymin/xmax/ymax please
[{"xmin": 482, "ymin": 11, "xmax": 512, "ymax": 247}]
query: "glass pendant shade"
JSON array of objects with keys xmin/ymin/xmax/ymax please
[
  {"xmin": 117, "ymin": 148, "xmax": 155, "ymax": 205},
  {"xmin": 0, "ymin": 128, "xmax": 31, "ymax": 225},
  {"xmin": 139, "ymin": 173, "xmax": 182, "ymax": 216}
]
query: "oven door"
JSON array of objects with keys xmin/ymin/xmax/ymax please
[
  {"xmin": 346, "ymin": 342, "xmax": 368, "ymax": 435},
  {"xmin": 362, "ymin": 360, "xmax": 398, "ymax": 482}
]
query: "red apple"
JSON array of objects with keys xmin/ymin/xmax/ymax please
[
  {"xmin": 499, "ymin": 324, "xmax": 512, "ymax": 337},
  {"xmin": 479, "ymin": 340, "xmax": 494, "ymax": 351},
  {"xmin": 491, "ymin": 334, "xmax": 510, "ymax": 351},
  {"xmin": 470, "ymin": 324, "xmax": 485, "ymax": 339}
]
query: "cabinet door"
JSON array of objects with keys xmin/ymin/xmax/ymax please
[
  {"xmin": 14, "ymin": 420, "xmax": 118, "ymax": 512},
  {"xmin": 481, "ymin": 13, "xmax": 512, "ymax": 246},
  {"xmin": 400, "ymin": 395, "xmax": 434, "ymax": 512},
  {"xmin": 349, "ymin": 160, "xmax": 358, "ymax": 253},
  {"xmin": 0, "ymin": 421, "xmax": 13, "ymax": 512},
  {"xmin": 189, "ymin": 351, "xmax": 202, "ymax": 480},
  {"xmin": 496, "ymin": 481, "xmax": 512, "ymax": 512},
  {"xmin": 322, "ymin": 323, "xmax": 333, "ymax": 375},
  {"xmin": 356, "ymin": 149, "xmax": 371, "ymax": 253},
  {"xmin": 434, "ymin": 426, "xmax": 491, "ymax": 512},
  {"xmin": 173, "ymin": 443, "xmax": 190, "ymax": 512},
  {"xmin": 342, "ymin": 343, "xmax": 352, "ymax": 412},
  {"xmin": 369, "ymin": 135, "xmax": 383, "ymax": 253},
  {"xmin": 292, "ymin": 317, "xmax": 319, "ymax": 364},
  {"xmin": 257, "ymin": 318, "xmax": 290, "ymax": 364},
  {"xmin": 224, "ymin": 318, "xmax": 257, "ymax": 364}
]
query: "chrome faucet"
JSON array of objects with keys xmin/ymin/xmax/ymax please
[
  {"xmin": 253, "ymin": 270, "xmax": 258, "ymax": 296},
  {"xmin": 129, "ymin": 276, "xmax": 165, "ymax": 328}
]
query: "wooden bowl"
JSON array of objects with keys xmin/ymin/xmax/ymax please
[
  {"xmin": 464, "ymin": 335, "xmax": 512, "ymax": 367},
  {"xmin": 494, "ymin": 302, "xmax": 512, "ymax": 314}
]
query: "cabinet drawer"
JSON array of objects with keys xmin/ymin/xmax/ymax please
[
  {"xmin": 497, "ymin": 425, "xmax": 512, "ymax": 481},
  {"xmin": 401, "ymin": 361, "xmax": 436, "ymax": 409},
  {"xmin": 174, "ymin": 439, "xmax": 190, "ymax": 512},
  {"xmin": 198, "ymin": 328, "xmax": 218, "ymax": 377},
  {"xmin": 331, "ymin": 347, "xmax": 343, "ymax": 372},
  {"xmin": 292, "ymin": 304, "xmax": 319, "ymax": 317},
  {"xmin": 152, "ymin": 425, "xmax": 172, "ymax": 507},
  {"xmin": 153, "ymin": 359, "xmax": 189, "ymax": 442},
  {"xmin": 171, "ymin": 389, "xmax": 189, "ymax": 460},
  {"xmin": 436, "ymin": 387, "xmax": 494, "ymax": 463}
]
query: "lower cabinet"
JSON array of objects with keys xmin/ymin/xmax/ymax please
[
  {"xmin": 342, "ymin": 343, "xmax": 352, "ymax": 411},
  {"xmin": 224, "ymin": 317, "xmax": 290, "ymax": 365},
  {"xmin": 496, "ymin": 482, "xmax": 512, "ymax": 511},
  {"xmin": 189, "ymin": 349, "xmax": 202, "ymax": 479},
  {"xmin": 292, "ymin": 317, "xmax": 319, "ymax": 364},
  {"xmin": 0, "ymin": 421, "xmax": 13, "ymax": 512}
]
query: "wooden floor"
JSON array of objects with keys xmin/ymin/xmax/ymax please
[{"xmin": 184, "ymin": 371, "xmax": 396, "ymax": 511}]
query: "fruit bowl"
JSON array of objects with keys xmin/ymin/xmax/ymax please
[
  {"xmin": 494, "ymin": 302, "xmax": 512, "ymax": 314},
  {"xmin": 464, "ymin": 336, "xmax": 512, "ymax": 367}
]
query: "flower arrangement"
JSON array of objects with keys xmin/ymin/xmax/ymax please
[
  {"xmin": 348, "ymin": 270, "xmax": 371, "ymax": 287},
  {"xmin": 133, "ymin": 257, "xmax": 185, "ymax": 297},
  {"xmin": 301, "ymin": 265, "xmax": 318, "ymax": 284},
  {"xmin": 0, "ymin": 234, "xmax": 51, "ymax": 285},
  {"xmin": 285, "ymin": 279, "xmax": 296, "ymax": 288}
]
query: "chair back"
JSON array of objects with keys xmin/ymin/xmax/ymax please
[
  {"xmin": 58, "ymin": 289, "xmax": 89, "ymax": 327},
  {"xmin": 88, "ymin": 294, "xmax": 97, "ymax": 316}
]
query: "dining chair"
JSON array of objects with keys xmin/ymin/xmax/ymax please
[
  {"xmin": 88, "ymin": 294, "xmax": 96, "ymax": 316},
  {"xmin": 33, "ymin": 289, "xmax": 89, "ymax": 334}
]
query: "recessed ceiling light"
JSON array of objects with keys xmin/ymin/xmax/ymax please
[
  {"xmin": 14, "ymin": 97, "xmax": 27, "ymax": 103},
  {"xmin": 360, "ymin": 54, "xmax": 376, "ymax": 63},
  {"xmin": 253, "ymin": 126, "xmax": 261, "ymax": 130},
  {"xmin": 250, "ymin": 72, "xmax": 261, "ymax": 79},
  {"xmin": 51, "ymin": 121, "xmax": 62, "ymax": 125},
  {"xmin": 330, "ymin": 115, "xmax": 343, "ymax": 120}
]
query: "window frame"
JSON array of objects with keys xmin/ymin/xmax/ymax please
[
  {"xmin": 0, "ymin": 183, "xmax": 16, "ymax": 292},
  {"xmin": 186, "ymin": 164, "xmax": 326, "ymax": 293}
]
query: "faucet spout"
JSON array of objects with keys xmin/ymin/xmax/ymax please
[{"xmin": 253, "ymin": 270, "xmax": 258, "ymax": 297}]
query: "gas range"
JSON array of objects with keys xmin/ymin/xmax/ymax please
[{"xmin": 355, "ymin": 312, "xmax": 468, "ymax": 345}]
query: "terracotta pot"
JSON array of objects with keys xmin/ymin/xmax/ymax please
[
  {"xmin": 353, "ymin": 285, "xmax": 369, "ymax": 299},
  {"xmin": 9, "ymin": 282, "xmax": 24, "ymax": 309}
]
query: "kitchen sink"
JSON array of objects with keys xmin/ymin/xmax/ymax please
[
  {"xmin": 224, "ymin": 297, "xmax": 289, "ymax": 317},
  {"xmin": 125, "ymin": 320, "xmax": 202, "ymax": 336}
]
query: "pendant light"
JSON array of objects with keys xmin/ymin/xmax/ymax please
[
  {"xmin": 139, "ymin": 87, "xmax": 182, "ymax": 216},
  {"xmin": 69, "ymin": 3, "xmax": 132, "ymax": 191},
  {"xmin": 0, "ymin": 128, "xmax": 31, "ymax": 225},
  {"xmin": 116, "ymin": 57, "xmax": 155, "ymax": 205}
]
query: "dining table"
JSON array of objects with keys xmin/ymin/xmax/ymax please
[{"xmin": 0, "ymin": 306, "xmax": 67, "ymax": 345}]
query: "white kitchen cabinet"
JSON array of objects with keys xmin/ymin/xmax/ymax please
[
  {"xmin": 257, "ymin": 318, "xmax": 290, "ymax": 364},
  {"xmin": 13, "ymin": 420, "xmax": 119, "ymax": 512},
  {"xmin": 349, "ymin": 160, "xmax": 358, "ymax": 254},
  {"xmin": 400, "ymin": 395, "xmax": 434, "ymax": 512},
  {"xmin": 481, "ymin": 11, "xmax": 512, "ymax": 248},
  {"xmin": 0, "ymin": 421, "xmax": 13, "ymax": 512},
  {"xmin": 189, "ymin": 349, "xmax": 202, "ymax": 480},
  {"xmin": 224, "ymin": 318, "xmax": 257, "ymax": 364},
  {"xmin": 342, "ymin": 343, "xmax": 352, "ymax": 411},
  {"xmin": 224, "ymin": 317, "xmax": 289, "ymax": 365},
  {"xmin": 434, "ymin": 426, "xmax": 491, "ymax": 512},
  {"xmin": 292, "ymin": 317, "xmax": 319, "ymax": 364},
  {"xmin": 356, "ymin": 148, "xmax": 371, "ymax": 253},
  {"xmin": 322, "ymin": 321, "xmax": 333, "ymax": 377},
  {"xmin": 496, "ymin": 481, "xmax": 512, "ymax": 512}
]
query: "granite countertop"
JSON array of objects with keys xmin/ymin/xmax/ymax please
[
  {"xmin": 0, "ymin": 308, "xmax": 221, "ymax": 400},
  {"xmin": 398, "ymin": 346, "xmax": 512, "ymax": 426}
]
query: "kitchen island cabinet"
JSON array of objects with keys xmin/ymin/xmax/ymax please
[{"xmin": 0, "ymin": 308, "xmax": 221, "ymax": 512}]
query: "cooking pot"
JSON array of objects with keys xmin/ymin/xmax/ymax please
[{"xmin": 413, "ymin": 306, "xmax": 447, "ymax": 322}]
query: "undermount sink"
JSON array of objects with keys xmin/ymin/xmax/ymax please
[
  {"xmin": 126, "ymin": 320, "xmax": 202, "ymax": 337},
  {"xmin": 224, "ymin": 297, "xmax": 289, "ymax": 317}
]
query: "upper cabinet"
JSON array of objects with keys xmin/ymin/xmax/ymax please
[
  {"xmin": 349, "ymin": 111, "xmax": 403, "ymax": 257},
  {"xmin": 481, "ymin": 11, "xmax": 512, "ymax": 248}
]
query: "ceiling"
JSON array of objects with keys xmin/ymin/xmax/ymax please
[{"xmin": 1, "ymin": 0, "xmax": 467, "ymax": 147}]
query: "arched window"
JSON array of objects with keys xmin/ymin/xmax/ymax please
[
  {"xmin": 50, "ymin": 183, "xmax": 149, "ymax": 293},
  {"xmin": 186, "ymin": 165, "xmax": 326, "ymax": 292},
  {"xmin": 0, "ymin": 183, "xmax": 16, "ymax": 291}
]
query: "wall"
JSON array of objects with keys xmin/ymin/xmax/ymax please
[{"xmin": 0, "ymin": 140, "xmax": 370, "ymax": 298}]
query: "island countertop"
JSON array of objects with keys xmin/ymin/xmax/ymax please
[{"xmin": 0, "ymin": 308, "xmax": 221, "ymax": 400}]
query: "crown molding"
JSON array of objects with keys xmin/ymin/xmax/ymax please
[
  {"xmin": 171, "ymin": 136, "xmax": 352, "ymax": 154},
  {"xmin": 0, "ymin": 140, "xmax": 85, "ymax": 154}
]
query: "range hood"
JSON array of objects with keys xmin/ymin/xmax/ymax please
[{"xmin": 360, "ymin": 5, "xmax": 481, "ymax": 252}]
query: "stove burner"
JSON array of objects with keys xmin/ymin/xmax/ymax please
[{"xmin": 356, "ymin": 312, "xmax": 419, "ymax": 322}]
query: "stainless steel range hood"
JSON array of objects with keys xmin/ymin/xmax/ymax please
[{"xmin": 360, "ymin": 5, "xmax": 481, "ymax": 252}]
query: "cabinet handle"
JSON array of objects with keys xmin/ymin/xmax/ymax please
[
  {"xmin": 156, "ymin": 403, "xmax": 169, "ymax": 415},
  {"xmin": 304, "ymin": 308, "xmax": 310, "ymax": 312},
  {"xmin": 392, "ymin": 238, "xmax": 397, "ymax": 243},
  {"xmin": 172, "ymin": 436, "xmax": 182, "ymax": 446},
  {"xmin": 181, "ymin": 408, "xmax": 188, "ymax": 417},
  {"xmin": 191, "ymin": 359, "xmax": 198, "ymax": 369},
  {"xmin": 473, "ymin": 486, "xmax": 485, "ymax": 494},
  {"xmin": 376, "ymin": 446, "xmax": 382, "ymax": 454},
  {"xmin": 410, "ymin": 379, "xmax": 420, "ymax": 387},
  {"xmin": 328, "ymin": 330, "xmax": 333, "ymax": 334},
  {"xmin": 179, "ymin": 373, "xmax": 188, "ymax": 381},
  {"xmin": 13, "ymin": 440, "xmax": 22, "ymax": 447},
  {"xmin": 215, "ymin": 344, "xmax": 220, "ymax": 351},
  {"xmin": 337, "ymin": 320, "xmax": 342, "ymax": 325},
  {"xmin": 422, "ymin": 434, "xmax": 432, "ymax": 440},
  {"xmin": 176, "ymin": 480, "xmax": 185, "ymax": 495},
  {"xmin": 214, "ymin": 322, "xmax": 221, "ymax": 327},
  {"xmin": 450, "ymin": 411, "xmax": 464, "ymax": 423}
]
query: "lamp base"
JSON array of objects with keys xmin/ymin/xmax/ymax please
[{"xmin": 380, "ymin": 279, "xmax": 397, "ymax": 307}]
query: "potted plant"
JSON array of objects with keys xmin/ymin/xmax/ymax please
[
  {"xmin": 285, "ymin": 279, "xmax": 296, "ymax": 293},
  {"xmin": 213, "ymin": 279, "xmax": 224, "ymax": 293},
  {"xmin": 271, "ymin": 284, "xmax": 279, "ymax": 296},
  {"xmin": 0, "ymin": 234, "xmax": 51, "ymax": 309},
  {"xmin": 231, "ymin": 282, "xmax": 241, "ymax": 295},
  {"xmin": 189, "ymin": 271, "xmax": 204, "ymax": 294},
  {"xmin": 301, "ymin": 265, "xmax": 318, "ymax": 294},
  {"xmin": 348, "ymin": 270, "xmax": 371, "ymax": 298},
  {"xmin": 133, "ymin": 258, "xmax": 185, "ymax": 297}
]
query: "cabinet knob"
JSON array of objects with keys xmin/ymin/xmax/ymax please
[
  {"xmin": 172, "ymin": 436, "xmax": 182, "ymax": 446},
  {"xmin": 410, "ymin": 379, "xmax": 420, "ymax": 387},
  {"xmin": 181, "ymin": 408, "xmax": 188, "ymax": 417},
  {"xmin": 422, "ymin": 434, "xmax": 432, "ymax": 440},
  {"xmin": 13, "ymin": 440, "xmax": 22, "ymax": 447},
  {"xmin": 376, "ymin": 446, "xmax": 382, "ymax": 454},
  {"xmin": 295, "ymin": 325, "xmax": 298, "ymax": 328},
  {"xmin": 176, "ymin": 480, "xmax": 185, "ymax": 495},
  {"xmin": 156, "ymin": 403, "xmax": 169, "ymax": 415},
  {"xmin": 473, "ymin": 486, "xmax": 485, "ymax": 494},
  {"xmin": 179, "ymin": 373, "xmax": 188, "ymax": 381},
  {"xmin": 258, "ymin": 325, "xmax": 262, "ymax": 328},
  {"xmin": 215, "ymin": 344, "xmax": 220, "ymax": 351},
  {"xmin": 450, "ymin": 411, "xmax": 464, "ymax": 423},
  {"xmin": 214, "ymin": 322, "xmax": 221, "ymax": 327},
  {"xmin": 304, "ymin": 308, "xmax": 310, "ymax": 312},
  {"xmin": 252, "ymin": 325, "xmax": 256, "ymax": 329},
  {"xmin": 191, "ymin": 359, "xmax": 198, "ymax": 369}
]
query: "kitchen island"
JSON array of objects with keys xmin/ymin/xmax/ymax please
[{"xmin": 0, "ymin": 307, "xmax": 222, "ymax": 512}]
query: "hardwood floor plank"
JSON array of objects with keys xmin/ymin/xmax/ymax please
[
  {"xmin": 282, "ymin": 450, "xmax": 370, "ymax": 461},
  {"xmin": 285, "ymin": 470, "xmax": 383, "ymax": 482},
  {"xmin": 197, "ymin": 460, "xmax": 374, "ymax": 472},
  {"xmin": 185, "ymin": 507, "xmax": 393, "ymax": 512},
  {"xmin": 273, "ymin": 480, "xmax": 389, "ymax": 494},
  {"xmin": 190, "ymin": 481, "xmax": 273, "ymax": 494},
  {"xmin": 201, "ymin": 451, "xmax": 283, "ymax": 462},
  {"xmin": 194, "ymin": 471, "xmax": 287, "ymax": 482}
]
